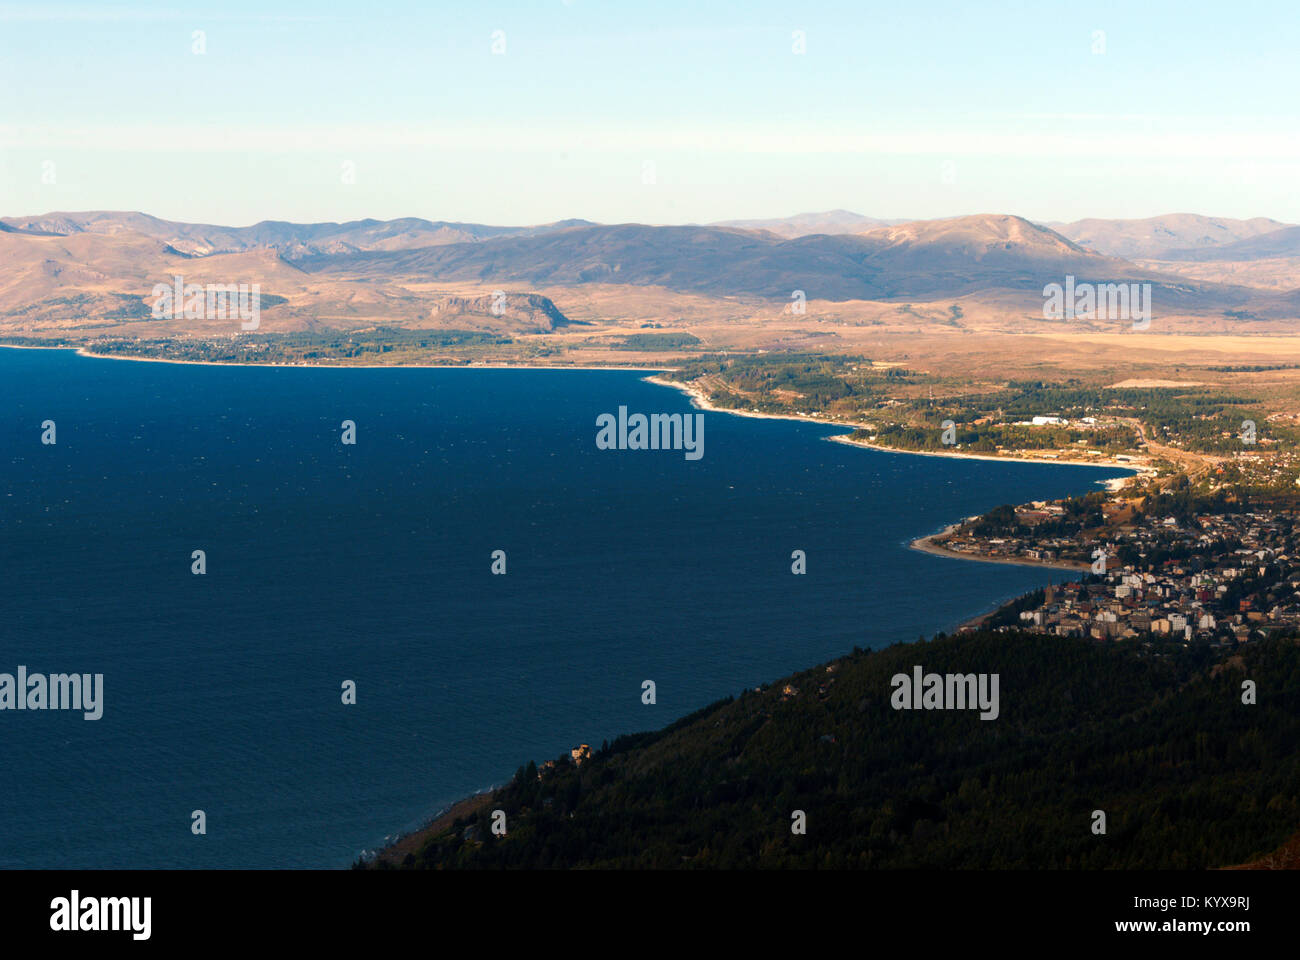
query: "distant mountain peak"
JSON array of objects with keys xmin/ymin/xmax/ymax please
[{"xmin": 711, "ymin": 210, "xmax": 906, "ymax": 238}]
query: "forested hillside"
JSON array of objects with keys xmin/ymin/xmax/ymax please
[{"xmin": 366, "ymin": 631, "xmax": 1300, "ymax": 869}]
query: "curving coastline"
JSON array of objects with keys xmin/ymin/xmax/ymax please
[{"xmin": 644, "ymin": 373, "xmax": 1151, "ymax": 482}]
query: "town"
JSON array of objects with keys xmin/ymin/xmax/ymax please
[{"xmin": 942, "ymin": 494, "xmax": 1300, "ymax": 645}]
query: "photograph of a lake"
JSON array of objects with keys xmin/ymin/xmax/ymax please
[{"xmin": 0, "ymin": 347, "xmax": 1130, "ymax": 868}]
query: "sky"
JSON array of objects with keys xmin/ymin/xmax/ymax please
[{"xmin": 1, "ymin": 0, "xmax": 1297, "ymax": 226}]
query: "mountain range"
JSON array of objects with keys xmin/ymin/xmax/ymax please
[
  {"xmin": 1, "ymin": 209, "xmax": 1296, "ymax": 334},
  {"xmin": 0, "ymin": 211, "xmax": 599, "ymax": 258}
]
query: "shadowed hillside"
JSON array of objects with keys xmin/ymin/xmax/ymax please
[{"xmin": 367, "ymin": 630, "xmax": 1300, "ymax": 869}]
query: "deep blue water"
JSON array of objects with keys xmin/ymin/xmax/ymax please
[{"xmin": 0, "ymin": 347, "xmax": 1129, "ymax": 868}]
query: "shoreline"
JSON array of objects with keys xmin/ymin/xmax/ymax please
[
  {"xmin": 0, "ymin": 344, "xmax": 1152, "ymax": 482},
  {"xmin": 11, "ymin": 342, "xmax": 1123, "ymax": 864},
  {"xmin": 643, "ymin": 374, "xmax": 1150, "ymax": 483},
  {"xmin": 359, "ymin": 375, "xmax": 1110, "ymax": 863},
  {"xmin": 0, "ymin": 342, "xmax": 668, "ymax": 373},
  {"xmin": 909, "ymin": 523, "xmax": 1090, "ymax": 573},
  {"xmin": 645, "ymin": 373, "xmax": 1106, "ymax": 636},
  {"xmin": 364, "ymin": 789, "xmax": 498, "ymax": 867},
  {"xmin": 11, "ymin": 342, "xmax": 1107, "ymax": 580}
]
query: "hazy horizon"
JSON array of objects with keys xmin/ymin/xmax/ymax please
[
  {"xmin": 2, "ymin": 0, "xmax": 1297, "ymax": 225},
  {"xmin": 2, "ymin": 207, "xmax": 1291, "ymax": 231}
]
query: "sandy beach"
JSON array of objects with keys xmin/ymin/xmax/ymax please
[{"xmin": 827, "ymin": 434, "xmax": 1148, "ymax": 481}]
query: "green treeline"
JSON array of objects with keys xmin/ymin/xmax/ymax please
[
  {"xmin": 669, "ymin": 362, "xmax": 1297, "ymax": 456},
  {"xmin": 673, "ymin": 353, "xmax": 913, "ymax": 414},
  {"xmin": 856, "ymin": 422, "xmax": 1135, "ymax": 454},
  {"xmin": 366, "ymin": 630, "xmax": 1300, "ymax": 870},
  {"xmin": 966, "ymin": 493, "xmax": 1106, "ymax": 538},
  {"xmin": 611, "ymin": 333, "xmax": 701, "ymax": 351},
  {"xmin": 19, "ymin": 328, "xmax": 516, "ymax": 364}
]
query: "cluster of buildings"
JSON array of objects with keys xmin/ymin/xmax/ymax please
[
  {"xmin": 956, "ymin": 509, "xmax": 1300, "ymax": 645},
  {"xmin": 1009, "ymin": 415, "xmax": 1101, "ymax": 427},
  {"xmin": 1212, "ymin": 448, "xmax": 1300, "ymax": 489}
]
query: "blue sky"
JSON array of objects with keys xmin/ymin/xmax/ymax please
[{"xmin": 1, "ymin": 0, "xmax": 1296, "ymax": 225}]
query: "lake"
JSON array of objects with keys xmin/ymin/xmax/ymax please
[{"xmin": 0, "ymin": 347, "xmax": 1129, "ymax": 867}]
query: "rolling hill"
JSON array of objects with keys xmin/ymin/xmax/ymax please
[{"xmin": 1050, "ymin": 214, "xmax": 1291, "ymax": 260}]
